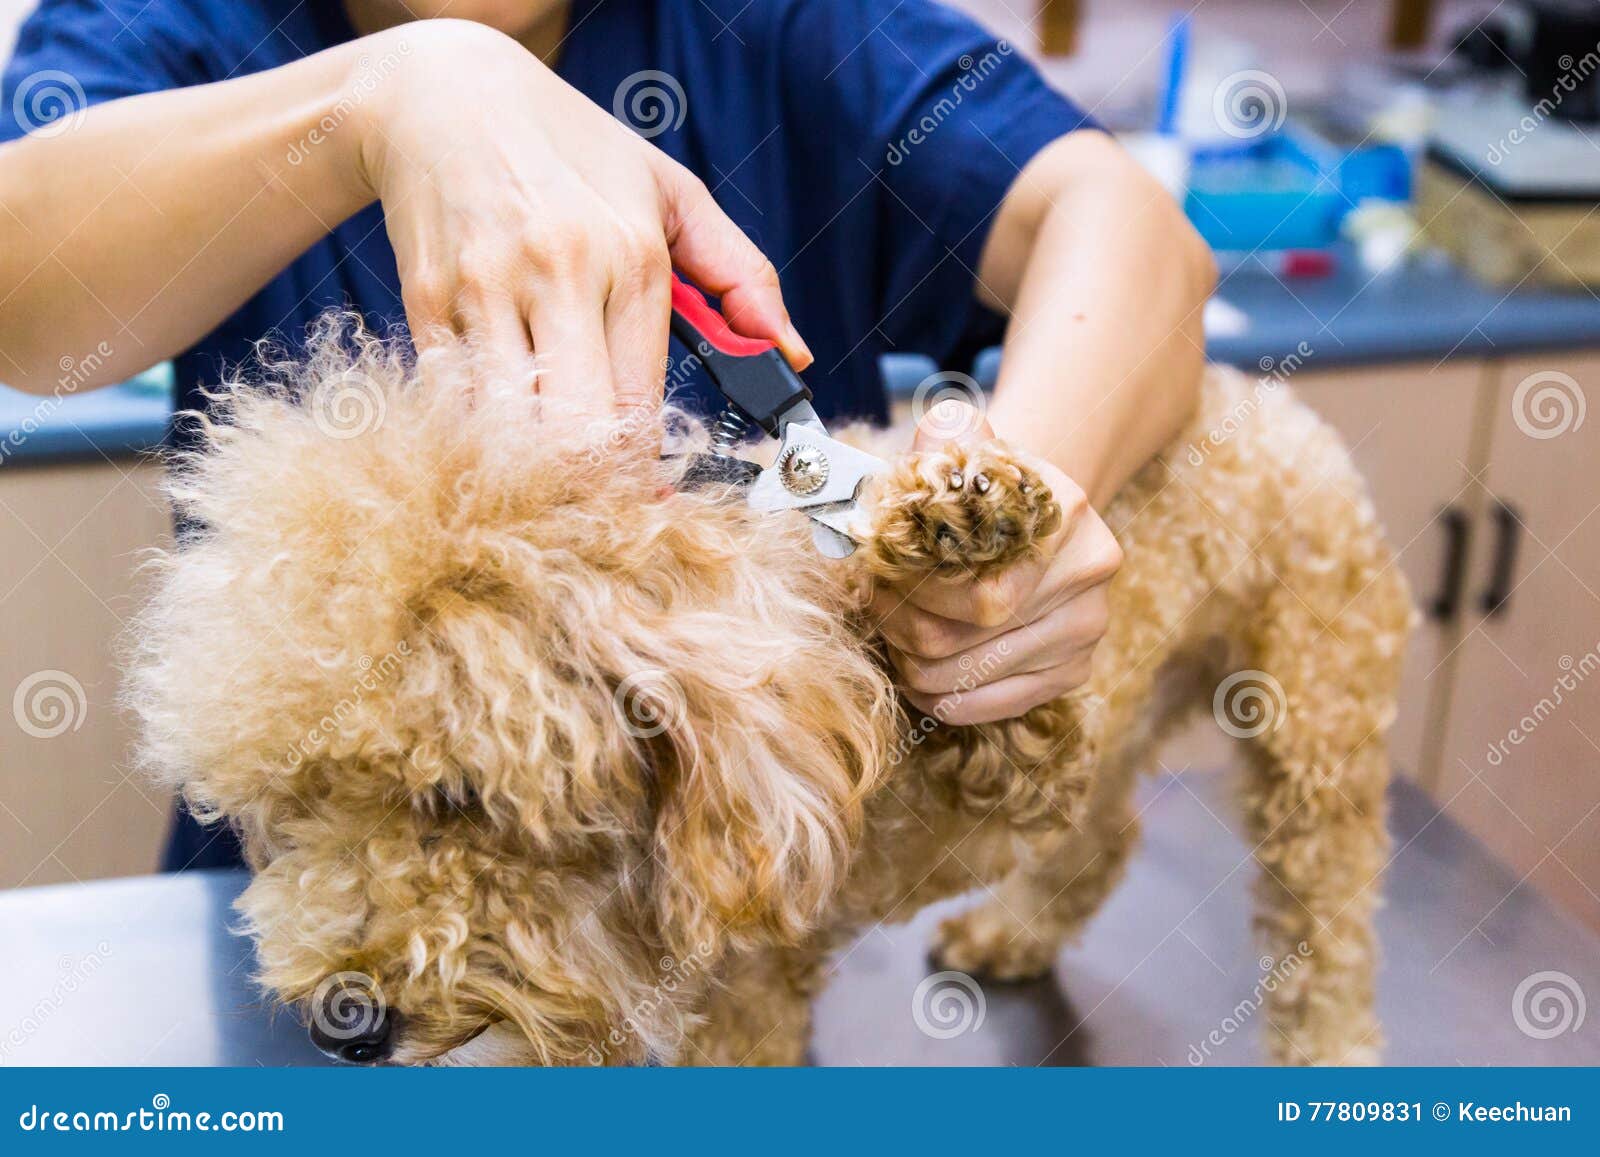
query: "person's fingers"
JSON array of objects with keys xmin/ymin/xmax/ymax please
[
  {"xmin": 901, "ymin": 656, "xmax": 1095, "ymax": 727},
  {"xmin": 527, "ymin": 282, "xmax": 616, "ymax": 422},
  {"xmin": 889, "ymin": 589, "xmax": 1111, "ymax": 697},
  {"xmin": 894, "ymin": 553, "xmax": 1051, "ymax": 628},
  {"xmin": 602, "ymin": 235, "xmax": 672, "ymax": 412},
  {"xmin": 451, "ymin": 288, "xmax": 537, "ymax": 393},
  {"xmin": 653, "ymin": 158, "xmax": 812, "ymax": 368},
  {"xmin": 870, "ymin": 588, "xmax": 1004, "ymax": 659},
  {"xmin": 399, "ymin": 263, "xmax": 459, "ymax": 356}
]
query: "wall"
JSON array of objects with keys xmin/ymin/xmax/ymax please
[
  {"xmin": 950, "ymin": 0, "xmax": 1489, "ymax": 113},
  {"xmin": 1, "ymin": 1, "xmax": 1495, "ymax": 93},
  {"xmin": 0, "ymin": 0, "xmax": 28, "ymax": 61}
]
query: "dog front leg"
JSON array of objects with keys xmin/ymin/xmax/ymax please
[{"xmin": 681, "ymin": 944, "xmax": 822, "ymax": 1067}]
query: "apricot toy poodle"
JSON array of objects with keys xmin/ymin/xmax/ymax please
[{"xmin": 129, "ymin": 320, "xmax": 1412, "ymax": 1067}]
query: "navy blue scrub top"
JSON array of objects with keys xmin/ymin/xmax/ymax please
[{"xmin": 1, "ymin": 0, "xmax": 1095, "ymax": 867}]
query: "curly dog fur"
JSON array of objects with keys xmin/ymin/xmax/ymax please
[{"xmin": 128, "ymin": 321, "xmax": 1412, "ymax": 1067}]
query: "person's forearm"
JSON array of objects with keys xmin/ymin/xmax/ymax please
[
  {"xmin": 984, "ymin": 133, "xmax": 1215, "ymax": 509},
  {"xmin": 0, "ymin": 35, "xmax": 387, "ymax": 393}
]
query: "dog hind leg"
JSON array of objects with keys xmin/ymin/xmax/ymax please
[{"xmin": 1234, "ymin": 548, "xmax": 1407, "ymax": 1065}]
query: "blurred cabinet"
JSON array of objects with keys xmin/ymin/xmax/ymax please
[
  {"xmin": 1430, "ymin": 353, "xmax": 1600, "ymax": 923},
  {"xmin": 1160, "ymin": 353, "xmax": 1600, "ymax": 930},
  {"xmin": 1273, "ymin": 356, "xmax": 1587, "ymax": 928},
  {"xmin": 0, "ymin": 458, "xmax": 172, "ymax": 887}
]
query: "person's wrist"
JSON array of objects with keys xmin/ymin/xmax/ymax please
[{"xmin": 347, "ymin": 21, "xmax": 522, "ymax": 200}]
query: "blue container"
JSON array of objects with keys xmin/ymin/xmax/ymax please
[{"xmin": 1184, "ymin": 134, "xmax": 1344, "ymax": 252}]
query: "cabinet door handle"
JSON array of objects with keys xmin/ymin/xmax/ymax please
[
  {"xmin": 1430, "ymin": 504, "xmax": 1471, "ymax": 621},
  {"xmin": 1481, "ymin": 500, "xmax": 1524, "ymax": 617}
]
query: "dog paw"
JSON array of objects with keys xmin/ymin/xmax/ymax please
[
  {"xmin": 861, "ymin": 440, "xmax": 1062, "ymax": 583},
  {"xmin": 928, "ymin": 905, "xmax": 1058, "ymax": 982}
]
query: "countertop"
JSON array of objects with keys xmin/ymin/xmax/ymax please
[
  {"xmin": 2, "ymin": 773, "xmax": 1595, "ymax": 1066},
  {"xmin": 6, "ymin": 250, "xmax": 1600, "ymax": 468}
]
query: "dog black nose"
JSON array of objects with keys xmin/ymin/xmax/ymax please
[{"xmin": 307, "ymin": 975, "xmax": 398, "ymax": 1064}]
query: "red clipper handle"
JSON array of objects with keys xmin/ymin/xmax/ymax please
[
  {"xmin": 669, "ymin": 275, "xmax": 776, "ymax": 358},
  {"xmin": 668, "ymin": 273, "xmax": 811, "ymax": 437}
]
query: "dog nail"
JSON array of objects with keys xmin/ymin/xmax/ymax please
[
  {"xmin": 972, "ymin": 472, "xmax": 991, "ymax": 495},
  {"xmin": 948, "ymin": 470, "xmax": 964, "ymax": 490}
]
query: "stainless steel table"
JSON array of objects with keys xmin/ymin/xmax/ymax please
[{"xmin": 3, "ymin": 775, "xmax": 1596, "ymax": 1066}]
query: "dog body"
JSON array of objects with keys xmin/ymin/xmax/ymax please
[
  {"xmin": 129, "ymin": 328, "xmax": 1410, "ymax": 1067},
  {"xmin": 691, "ymin": 374, "xmax": 1410, "ymax": 1067}
]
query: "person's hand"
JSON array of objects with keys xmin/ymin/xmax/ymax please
[
  {"xmin": 870, "ymin": 414, "xmax": 1123, "ymax": 725},
  {"xmin": 355, "ymin": 20, "xmax": 809, "ymax": 417}
]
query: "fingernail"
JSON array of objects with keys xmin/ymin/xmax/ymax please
[{"xmin": 784, "ymin": 322, "xmax": 813, "ymax": 365}]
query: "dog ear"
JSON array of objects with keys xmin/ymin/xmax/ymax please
[{"xmin": 635, "ymin": 642, "xmax": 890, "ymax": 961}]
